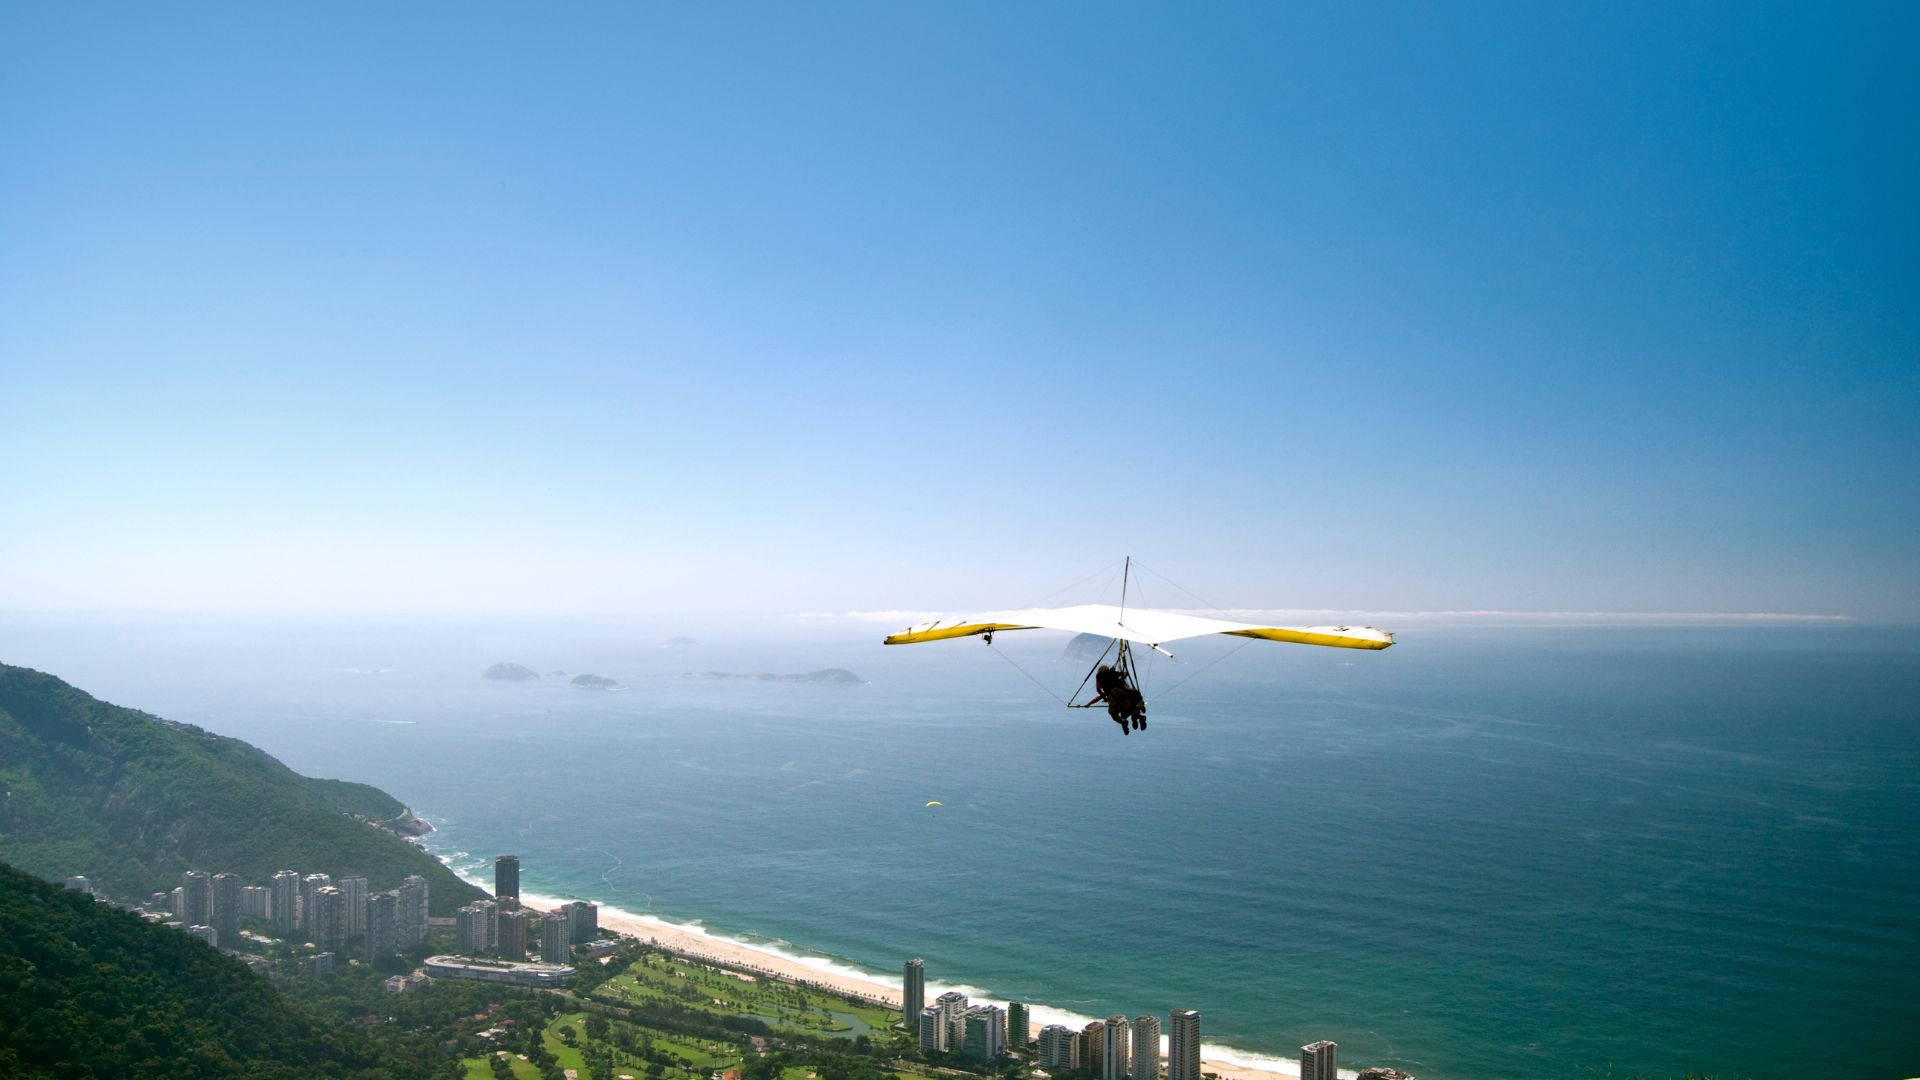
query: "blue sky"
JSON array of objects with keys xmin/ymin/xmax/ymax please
[{"xmin": 1, "ymin": 3, "xmax": 1914, "ymax": 620}]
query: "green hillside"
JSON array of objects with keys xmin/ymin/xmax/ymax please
[
  {"xmin": 0, "ymin": 859, "xmax": 391, "ymax": 1078},
  {"xmin": 0, "ymin": 663, "xmax": 484, "ymax": 914}
]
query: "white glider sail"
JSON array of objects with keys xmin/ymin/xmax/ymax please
[{"xmin": 882, "ymin": 603, "xmax": 1394, "ymax": 654}]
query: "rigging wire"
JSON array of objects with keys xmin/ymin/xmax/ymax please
[
  {"xmin": 1033, "ymin": 558, "xmax": 1126, "ymax": 608},
  {"xmin": 1153, "ymin": 637, "xmax": 1255, "ymax": 702},
  {"xmin": 987, "ymin": 639, "xmax": 1069, "ymax": 706},
  {"xmin": 1131, "ymin": 559, "xmax": 1233, "ymax": 616}
]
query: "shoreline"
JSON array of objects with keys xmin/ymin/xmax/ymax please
[{"xmin": 435, "ymin": 849, "xmax": 1350, "ymax": 1080}]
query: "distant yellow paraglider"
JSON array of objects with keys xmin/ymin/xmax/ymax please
[{"xmin": 924, "ymin": 800, "xmax": 943, "ymax": 807}]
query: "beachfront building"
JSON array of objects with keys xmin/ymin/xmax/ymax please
[
  {"xmin": 270, "ymin": 871, "xmax": 299, "ymax": 934},
  {"xmin": 1039, "ymin": 1024, "xmax": 1080, "ymax": 1070},
  {"xmin": 963, "ymin": 1005, "xmax": 1007, "ymax": 1061},
  {"xmin": 1300, "ymin": 1041, "xmax": 1338, "ymax": 1080},
  {"xmin": 919, "ymin": 1006, "xmax": 947, "ymax": 1053},
  {"xmin": 1101, "ymin": 1015, "xmax": 1130, "ymax": 1080},
  {"xmin": 425, "ymin": 954, "xmax": 574, "ymax": 988},
  {"xmin": 498, "ymin": 909, "xmax": 529, "ymax": 960},
  {"xmin": 1132, "ymin": 1015, "xmax": 1161, "ymax": 1080},
  {"xmin": 1168, "ymin": 1010, "xmax": 1201, "ymax": 1080},
  {"xmin": 904, "ymin": 957, "xmax": 925, "ymax": 1025},
  {"xmin": 566, "ymin": 900, "xmax": 598, "ymax": 942},
  {"xmin": 398, "ymin": 875, "xmax": 430, "ymax": 948},
  {"xmin": 495, "ymin": 855, "xmax": 520, "ymax": 908},
  {"xmin": 935, "ymin": 991, "xmax": 969, "ymax": 1051},
  {"xmin": 366, "ymin": 890, "xmax": 398, "ymax": 959},
  {"xmin": 181, "ymin": 871, "xmax": 212, "ymax": 927},
  {"xmin": 1008, "ymin": 1001, "xmax": 1029, "ymax": 1051},
  {"xmin": 341, "ymin": 876, "xmax": 369, "ymax": 938},
  {"xmin": 1081, "ymin": 1022, "xmax": 1105, "ymax": 1077},
  {"xmin": 540, "ymin": 910, "xmax": 571, "ymax": 964}
]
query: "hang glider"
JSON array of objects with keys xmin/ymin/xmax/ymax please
[{"xmin": 883, "ymin": 603, "xmax": 1394, "ymax": 657}]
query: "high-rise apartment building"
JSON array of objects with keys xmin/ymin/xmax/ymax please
[
  {"xmin": 963, "ymin": 1006, "xmax": 1007, "ymax": 1061},
  {"xmin": 300, "ymin": 873, "xmax": 332, "ymax": 937},
  {"xmin": 270, "ymin": 871, "xmax": 299, "ymax": 934},
  {"xmin": 398, "ymin": 875, "xmax": 429, "ymax": 948},
  {"xmin": 935, "ymin": 991, "xmax": 969, "ymax": 1052},
  {"xmin": 1299, "ymin": 1041, "xmax": 1337, "ymax": 1080},
  {"xmin": 181, "ymin": 871, "xmax": 212, "ymax": 927},
  {"xmin": 365, "ymin": 891, "xmax": 398, "ymax": 960},
  {"xmin": 919, "ymin": 1006, "xmax": 947, "ymax": 1053},
  {"xmin": 904, "ymin": 958, "xmax": 925, "ymax": 1024},
  {"xmin": 211, "ymin": 872, "xmax": 241, "ymax": 940},
  {"xmin": 312, "ymin": 885, "xmax": 346, "ymax": 952},
  {"xmin": 1008, "ymin": 1001, "xmax": 1030, "ymax": 1052},
  {"xmin": 1131, "ymin": 1015, "xmax": 1161, "ymax": 1080},
  {"xmin": 495, "ymin": 855, "xmax": 520, "ymax": 908},
  {"xmin": 186, "ymin": 924, "xmax": 219, "ymax": 948},
  {"xmin": 540, "ymin": 910, "xmax": 571, "ymax": 964},
  {"xmin": 340, "ymin": 877, "xmax": 369, "ymax": 938},
  {"xmin": 457, "ymin": 900, "xmax": 498, "ymax": 954},
  {"xmin": 498, "ymin": 909, "xmax": 529, "ymax": 960},
  {"xmin": 1101, "ymin": 1015, "xmax": 1130, "ymax": 1080},
  {"xmin": 1039, "ymin": 1024, "xmax": 1080, "ymax": 1070},
  {"xmin": 1081, "ymin": 1022, "xmax": 1105, "ymax": 1078},
  {"xmin": 567, "ymin": 900, "xmax": 598, "ymax": 943},
  {"xmin": 169, "ymin": 886, "xmax": 186, "ymax": 922},
  {"xmin": 1167, "ymin": 1011, "xmax": 1201, "ymax": 1080},
  {"xmin": 240, "ymin": 885, "xmax": 270, "ymax": 919},
  {"xmin": 63, "ymin": 875, "xmax": 92, "ymax": 894}
]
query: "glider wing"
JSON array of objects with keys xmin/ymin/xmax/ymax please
[{"xmin": 883, "ymin": 603, "xmax": 1392, "ymax": 651}]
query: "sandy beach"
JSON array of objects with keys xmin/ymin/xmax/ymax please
[{"xmin": 523, "ymin": 894, "xmax": 1328, "ymax": 1080}]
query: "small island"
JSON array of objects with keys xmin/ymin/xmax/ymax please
[
  {"xmin": 571, "ymin": 673, "xmax": 625, "ymax": 690},
  {"xmin": 482, "ymin": 662, "xmax": 540, "ymax": 681}
]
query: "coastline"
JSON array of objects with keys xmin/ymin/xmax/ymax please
[{"xmin": 442, "ymin": 856, "xmax": 1350, "ymax": 1080}]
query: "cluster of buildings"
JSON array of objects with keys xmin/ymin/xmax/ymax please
[
  {"xmin": 903, "ymin": 958, "xmax": 1350, "ymax": 1080},
  {"xmin": 118, "ymin": 866, "xmax": 432, "ymax": 960},
  {"xmin": 452, "ymin": 854, "xmax": 599, "ymax": 966}
]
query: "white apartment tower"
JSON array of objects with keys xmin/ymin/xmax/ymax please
[
  {"xmin": 1102, "ymin": 1015, "xmax": 1130, "ymax": 1080},
  {"xmin": 1167, "ymin": 1011, "xmax": 1201, "ymax": 1080},
  {"xmin": 935, "ymin": 991, "xmax": 969, "ymax": 1051},
  {"xmin": 1038, "ymin": 1024, "xmax": 1080, "ymax": 1070},
  {"xmin": 340, "ymin": 876, "xmax": 369, "ymax": 938},
  {"xmin": 270, "ymin": 871, "xmax": 299, "ymax": 934},
  {"xmin": 919, "ymin": 1006, "xmax": 947, "ymax": 1053},
  {"xmin": 904, "ymin": 958, "xmax": 925, "ymax": 1025},
  {"xmin": 1131, "ymin": 1015, "xmax": 1161, "ymax": 1080},
  {"xmin": 1299, "ymin": 1041, "xmax": 1337, "ymax": 1080}
]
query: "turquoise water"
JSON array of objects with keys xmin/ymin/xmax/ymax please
[{"xmin": 5, "ymin": 619, "xmax": 1915, "ymax": 1078}]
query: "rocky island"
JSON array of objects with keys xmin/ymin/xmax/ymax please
[
  {"xmin": 571, "ymin": 673, "xmax": 624, "ymax": 690},
  {"xmin": 482, "ymin": 662, "xmax": 541, "ymax": 681}
]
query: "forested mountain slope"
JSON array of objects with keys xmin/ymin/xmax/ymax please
[{"xmin": 0, "ymin": 663, "xmax": 481, "ymax": 913}]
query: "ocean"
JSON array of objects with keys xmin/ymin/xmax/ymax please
[{"xmin": 3, "ymin": 616, "xmax": 1915, "ymax": 1079}]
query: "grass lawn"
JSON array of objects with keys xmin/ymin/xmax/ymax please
[
  {"xmin": 595, "ymin": 954, "xmax": 899, "ymax": 1040},
  {"xmin": 461, "ymin": 1050, "xmax": 544, "ymax": 1079}
]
